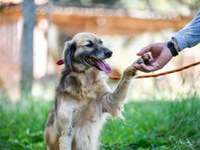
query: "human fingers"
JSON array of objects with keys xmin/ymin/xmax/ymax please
[
  {"xmin": 133, "ymin": 63, "xmax": 156, "ymax": 72},
  {"xmin": 136, "ymin": 45, "xmax": 152, "ymax": 56}
]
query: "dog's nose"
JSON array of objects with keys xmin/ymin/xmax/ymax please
[{"xmin": 105, "ymin": 51, "xmax": 113, "ymax": 58}]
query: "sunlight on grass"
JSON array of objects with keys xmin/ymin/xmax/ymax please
[{"xmin": 0, "ymin": 93, "xmax": 199, "ymax": 150}]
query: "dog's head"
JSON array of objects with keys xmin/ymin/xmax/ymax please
[{"xmin": 58, "ymin": 32, "xmax": 113, "ymax": 74}]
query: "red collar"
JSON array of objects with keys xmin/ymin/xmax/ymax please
[{"xmin": 57, "ymin": 59, "xmax": 85, "ymax": 73}]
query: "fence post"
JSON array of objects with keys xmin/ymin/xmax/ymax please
[{"xmin": 20, "ymin": 0, "xmax": 36, "ymax": 95}]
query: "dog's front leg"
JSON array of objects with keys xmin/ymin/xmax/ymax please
[
  {"xmin": 101, "ymin": 54, "xmax": 150, "ymax": 116},
  {"xmin": 101, "ymin": 66, "xmax": 137, "ymax": 116},
  {"xmin": 59, "ymin": 125, "xmax": 74, "ymax": 150},
  {"xmin": 112, "ymin": 66, "xmax": 136, "ymax": 103},
  {"xmin": 57, "ymin": 102, "xmax": 75, "ymax": 150}
]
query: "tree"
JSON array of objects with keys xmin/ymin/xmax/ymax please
[{"xmin": 20, "ymin": 0, "xmax": 35, "ymax": 95}]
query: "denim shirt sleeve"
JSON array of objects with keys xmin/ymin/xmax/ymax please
[{"xmin": 172, "ymin": 11, "xmax": 200, "ymax": 51}]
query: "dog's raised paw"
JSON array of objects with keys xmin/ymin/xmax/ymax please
[
  {"xmin": 124, "ymin": 66, "xmax": 137, "ymax": 77},
  {"xmin": 134, "ymin": 53, "xmax": 151, "ymax": 65}
]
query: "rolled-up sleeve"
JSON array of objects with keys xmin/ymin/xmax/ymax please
[{"xmin": 172, "ymin": 11, "xmax": 200, "ymax": 51}]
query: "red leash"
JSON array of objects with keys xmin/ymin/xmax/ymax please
[{"xmin": 109, "ymin": 61, "xmax": 200, "ymax": 80}]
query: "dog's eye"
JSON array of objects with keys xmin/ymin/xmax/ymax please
[
  {"xmin": 99, "ymin": 40, "xmax": 103, "ymax": 44},
  {"xmin": 85, "ymin": 41, "xmax": 94, "ymax": 47}
]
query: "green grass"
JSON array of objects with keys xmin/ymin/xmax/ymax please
[
  {"xmin": 0, "ymin": 94, "xmax": 52, "ymax": 150},
  {"xmin": 0, "ymin": 94, "xmax": 200, "ymax": 150},
  {"xmin": 100, "ymin": 98, "xmax": 200, "ymax": 150}
]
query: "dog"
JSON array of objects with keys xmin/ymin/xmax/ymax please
[{"xmin": 45, "ymin": 32, "xmax": 150, "ymax": 150}]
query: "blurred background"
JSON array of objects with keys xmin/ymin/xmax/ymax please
[{"xmin": 0, "ymin": 0, "xmax": 200, "ymax": 101}]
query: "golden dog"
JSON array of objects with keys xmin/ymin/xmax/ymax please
[{"xmin": 45, "ymin": 32, "xmax": 149, "ymax": 150}]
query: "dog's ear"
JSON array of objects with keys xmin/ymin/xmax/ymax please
[{"xmin": 63, "ymin": 41, "xmax": 76, "ymax": 70}]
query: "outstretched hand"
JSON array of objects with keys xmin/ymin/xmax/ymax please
[{"xmin": 133, "ymin": 43, "xmax": 173, "ymax": 72}]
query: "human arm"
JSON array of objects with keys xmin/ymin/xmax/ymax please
[
  {"xmin": 134, "ymin": 11, "xmax": 200, "ymax": 72},
  {"xmin": 173, "ymin": 11, "xmax": 200, "ymax": 51}
]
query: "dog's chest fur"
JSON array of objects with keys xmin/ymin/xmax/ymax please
[
  {"xmin": 58, "ymin": 69, "xmax": 109, "ymax": 100},
  {"xmin": 57, "ymin": 69, "xmax": 110, "ymax": 128},
  {"xmin": 53, "ymin": 69, "xmax": 110, "ymax": 149}
]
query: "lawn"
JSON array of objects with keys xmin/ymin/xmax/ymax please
[{"xmin": 0, "ymin": 93, "xmax": 200, "ymax": 150}]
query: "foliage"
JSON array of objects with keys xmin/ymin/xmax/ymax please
[
  {"xmin": 53, "ymin": 0, "xmax": 120, "ymax": 8},
  {"xmin": 0, "ymin": 94, "xmax": 199, "ymax": 150},
  {"xmin": 52, "ymin": 0, "xmax": 200, "ymax": 12}
]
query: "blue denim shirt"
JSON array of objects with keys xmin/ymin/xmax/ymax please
[{"xmin": 172, "ymin": 11, "xmax": 200, "ymax": 51}]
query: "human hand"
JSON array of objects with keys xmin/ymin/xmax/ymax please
[{"xmin": 133, "ymin": 43, "xmax": 173, "ymax": 72}]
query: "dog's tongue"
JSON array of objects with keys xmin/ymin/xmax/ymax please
[{"xmin": 96, "ymin": 60, "xmax": 111, "ymax": 74}]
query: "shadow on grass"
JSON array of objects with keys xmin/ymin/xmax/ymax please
[{"xmin": 0, "ymin": 93, "xmax": 199, "ymax": 150}]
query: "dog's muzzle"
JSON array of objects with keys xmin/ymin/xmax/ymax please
[{"xmin": 84, "ymin": 49, "xmax": 113, "ymax": 74}]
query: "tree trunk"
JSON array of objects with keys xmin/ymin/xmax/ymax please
[{"xmin": 20, "ymin": 0, "xmax": 35, "ymax": 95}]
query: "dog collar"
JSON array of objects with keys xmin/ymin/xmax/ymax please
[
  {"xmin": 72, "ymin": 67, "xmax": 86, "ymax": 73},
  {"xmin": 57, "ymin": 59, "xmax": 64, "ymax": 65},
  {"xmin": 57, "ymin": 59, "xmax": 85, "ymax": 73}
]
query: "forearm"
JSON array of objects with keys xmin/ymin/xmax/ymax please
[{"xmin": 172, "ymin": 11, "xmax": 200, "ymax": 51}]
